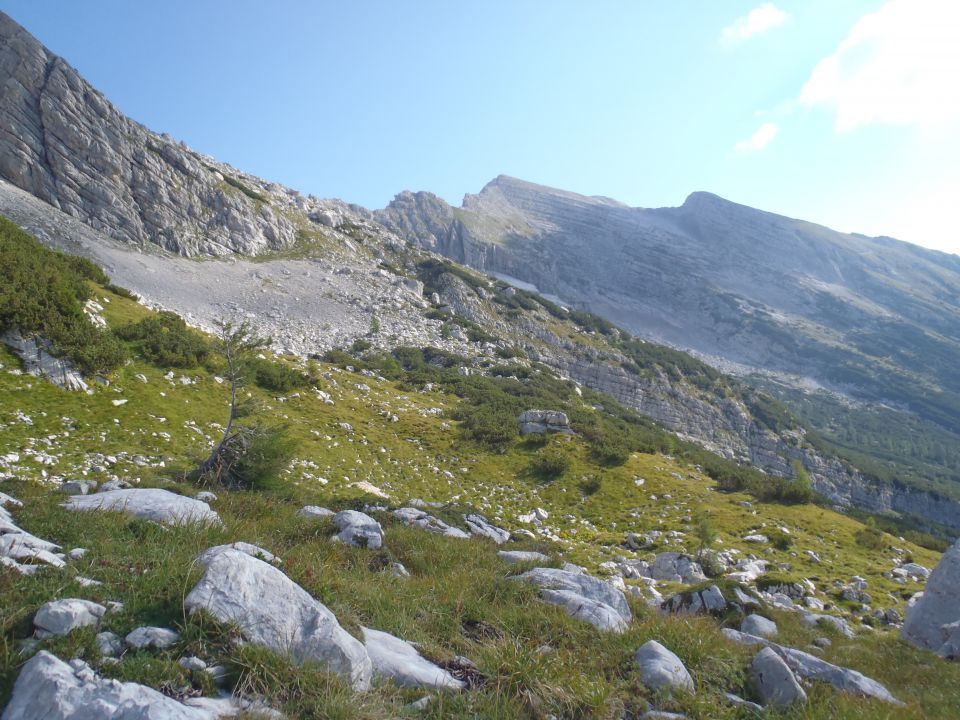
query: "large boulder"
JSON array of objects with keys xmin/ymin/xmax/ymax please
[
  {"xmin": 634, "ymin": 640, "xmax": 694, "ymax": 692},
  {"xmin": 62, "ymin": 489, "xmax": 219, "ymax": 526},
  {"xmin": 750, "ymin": 647, "xmax": 806, "ymax": 708},
  {"xmin": 184, "ymin": 547, "xmax": 372, "ymax": 691},
  {"xmin": 361, "ymin": 627, "xmax": 464, "ymax": 690},
  {"xmin": 741, "ymin": 614, "xmax": 778, "ymax": 638},
  {"xmin": 331, "ymin": 510, "xmax": 385, "ymax": 549},
  {"xmin": 0, "ymin": 651, "xmax": 275, "ymax": 719},
  {"xmin": 721, "ymin": 629, "xmax": 902, "ymax": 705},
  {"xmin": 517, "ymin": 410, "xmax": 572, "ymax": 435},
  {"xmin": 902, "ymin": 539, "xmax": 960, "ymax": 656},
  {"xmin": 34, "ymin": 599, "xmax": 106, "ymax": 637},
  {"xmin": 515, "ymin": 567, "xmax": 632, "ymax": 633},
  {"xmin": 648, "ymin": 553, "xmax": 706, "ymax": 584}
]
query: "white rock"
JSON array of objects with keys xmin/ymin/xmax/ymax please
[
  {"xmin": 96, "ymin": 631, "xmax": 124, "ymax": 657},
  {"xmin": 722, "ymin": 629, "xmax": 902, "ymax": 705},
  {"xmin": 516, "ymin": 567, "xmax": 632, "ymax": 633},
  {"xmin": 195, "ymin": 491, "xmax": 217, "ymax": 503},
  {"xmin": 2, "ymin": 651, "xmax": 214, "ymax": 719},
  {"xmin": 903, "ymin": 539, "xmax": 960, "ymax": 654},
  {"xmin": 332, "ymin": 510, "xmax": 385, "ymax": 549},
  {"xmin": 63, "ymin": 488, "xmax": 220, "ymax": 526},
  {"xmin": 741, "ymin": 614, "xmax": 778, "ymax": 638},
  {"xmin": 361, "ymin": 627, "xmax": 464, "ymax": 690},
  {"xmin": 125, "ymin": 626, "xmax": 180, "ymax": 650},
  {"xmin": 33, "ymin": 599, "xmax": 106, "ymax": 637},
  {"xmin": 497, "ymin": 550, "xmax": 550, "ymax": 565},
  {"xmin": 750, "ymin": 646, "xmax": 807, "ymax": 708},
  {"xmin": 463, "ymin": 513, "xmax": 510, "ymax": 544},
  {"xmin": 199, "ymin": 542, "xmax": 279, "ymax": 565},
  {"xmin": 298, "ymin": 505, "xmax": 334, "ymax": 519},
  {"xmin": 184, "ymin": 547, "xmax": 372, "ymax": 690},
  {"xmin": 635, "ymin": 640, "xmax": 694, "ymax": 692}
]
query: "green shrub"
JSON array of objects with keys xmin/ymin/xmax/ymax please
[
  {"xmin": 0, "ymin": 216, "xmax": 127, "ymax": 375},
  {"xmin": 530, "ymin": 445, "xmax": 571, "ymax": 481},
  {"xmin": 116, "ymin": 312, "xmax": 210, "ymax": 367},
  {"xmin": 207, "ymin": 423, "xmax": 296, "ymax": 491},
  {"xmin": 248, "ymin": 358, "xmax": 311, "ymax": 393},
  {"xmin": 578, "ymin": 474, "xmax": 602, "ymax": 496}
]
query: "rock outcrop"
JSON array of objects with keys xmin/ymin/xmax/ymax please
[
  {"xmin": 0, "ymin": 11, "xmax": 299, "ymax": 256},
  {"xmin": 902, "ymin": 539, "xmax": 960, "ymax": 657}
]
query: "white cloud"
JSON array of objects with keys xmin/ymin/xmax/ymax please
[
  {"xmin": 721, "ymin": 3, "xmax": 789, "ymax": 45},
  {"xmin": 735, "ymin": 122, "xmax": 779, "ymax": 151},
  {"xmin": 800, "ymin": 0, "xmax": 960, "ymax": 132}
]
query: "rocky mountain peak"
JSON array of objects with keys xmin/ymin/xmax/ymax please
[{"xmin": 0, "ymin": 10, "xmax": 305, "ymax": 256}]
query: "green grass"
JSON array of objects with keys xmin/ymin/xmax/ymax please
[{"xmin": 0, "ymin": 262, "xmax": 957, "ymax": 717}]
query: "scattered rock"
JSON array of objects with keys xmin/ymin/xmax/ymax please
[
  {"xmin": 515, "ymin": 567, "xmax": 631, "ymax": 633},
  {"xmin": 361, "ymin": 627, "xmax": 465, "ymax": 690},
  {"xmin": 741, "ymin": 614, "xmax": 778, "ymax": 638},
  {"xmin": 33, "ymin": 599, "xmax": 106, "ymax": 637},
  {"xmin": 463, "ymin": 513, "xmax": 510, "ymax": 544},
  {"xmin": 750, "ymin": 646, "xmax": 807, "ymax": 708},
  {"xmin": 63, "ymin": 488, "xmax": 220, "ymax": 526},
  {"xmin": 332, "ymin": 510, "xmax": 385, "ymax": 549},
  {"xmin": 722, "ymin": 629, "xmax": 902, "ymax": 704},
  {"xmin": 902, "ymin": 539, "xmax": 960, "ymax": 656},
  {"xmin": 1, "ymin": 651, "xmax": 214, "ymax": 719},
  {"xmin": 634, "ymin": 640, "xmax": 694, "ymax": 693},
  {"xmin": 124, "ymin": 626, "xmax": 180, "ymax": 650},
  {"xmin": 95, "ymin": 631, "xmax": 123, "ymax": 657},
  {"xmin": 393, "ymin": 507, "xmax": 469, "ymax": 539},
  {"xmin": 298, "ymin": 505, "xmax": 334, "ymax": 520},
  {"xmin": 61, "ymin": 480, "xmax": 97, "ymax": 495},
  {"xmin": 498, "ymin": 550, "xmax": 550, "ymax": 565},
  {"xmin": 517, "ymin": 409, "xmax": 572, "ymax": 435}
]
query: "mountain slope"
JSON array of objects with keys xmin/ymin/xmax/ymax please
[
  {"xmin": 1, "ymin": 10, "xmax": 959, "ymax": 528},
  {"xmin": 377, "ymin": 176, "xmax": 960, "ymax": 504}
]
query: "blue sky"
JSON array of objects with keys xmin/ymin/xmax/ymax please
[{"xmin": 2, "ymin": 1, "xmax": 958, "ymax": 253}]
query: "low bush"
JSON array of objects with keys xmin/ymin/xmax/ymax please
[
  {"xmin": 116, "ymin": 312, "xmax": 210, "ymax": 367},
  {"xmin": 530, "ymin": 445, "xmax": 571, "ymax": 481}
]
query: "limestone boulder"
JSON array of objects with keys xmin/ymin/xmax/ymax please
[
  {"xmin": 184, "ymin": 547, "xmax": 372, "ymax": 690},
  {"xmin": 62, "ymin": 489, "xmax": 219, "ymax": 526}
]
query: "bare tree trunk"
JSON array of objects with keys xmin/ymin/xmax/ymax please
[{"xmin": 200, "ymin": 344, "xmax": 238, "ymax": 477}]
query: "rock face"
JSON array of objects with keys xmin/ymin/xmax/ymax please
[
  {"xmin": 634, "ymin": 640, "xmax": 694, "ymax": 693},
  {"xmin": 361, "ymin": 627, "xmax": 465, "ymax": 690},
  {"xmin": 62, "ymin": 488, "xmax": 219, "ymax": 526},
  {"xmin": 1, "ymin": 330, "xmax": 87, "ymax": 391},
  {"xmin": 379, "ymin": 176, "xmax": 960, "ymax": 527},
  {"xmin": 515, "ymin": 567, "xmax": 632, "ymax": 633},
  {"xmin": 517, "ymin": 410, "xmax": 572, "ymax": 435},
  {"xmin": 750, "ymin": 647, "xmax": 806, "ymax": 708},
  {"xmin": 184, "ymin": 546, "xmax": 373, "ymax": 691},
  {"xmin": 0, "ymin": 11, "xmax": 297, "ymax": 256},
  {"xmin": 902, "ymin": 539, "xmax": 960, "ymax": 656}
]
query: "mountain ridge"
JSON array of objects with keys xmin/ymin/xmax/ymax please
[{"xmin": 2, "ymin": 9, "xmax": 960, "ymax": 528}]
